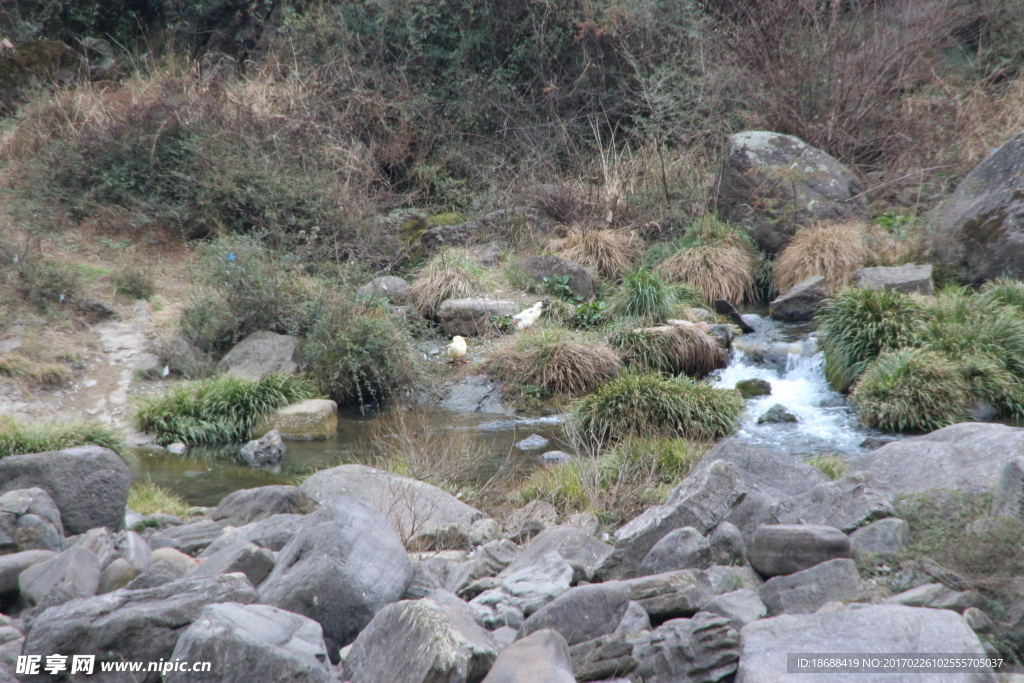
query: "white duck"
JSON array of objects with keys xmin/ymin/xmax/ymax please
[
  {"xmin": 513, "ymin": 301, "xmax": 543, "ymax": 332},
  {"xmin": 447, "ymin": 335, "xmax": 468, "ymax": 363}
]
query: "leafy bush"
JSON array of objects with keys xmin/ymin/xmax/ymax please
[
  {"xmin": 127, "ymin": 482, "xmax": 194, "ymax": 518},
  {"xmin": 608, "ymin": 268, "xmax": 699, "ymax": 325},
  {"xmin": 134, "ymin": 374, "xmax": 318, "ymax": 445},
  {"xmin": 407, "ymin": 249, "xmax": 485, "ymax": 318},
  {"xmin": 484, "ymin": 327, "xmax": 621, "ymax": 398},
  {"xmin": 773, "ymin": 221, "xmax": 867, "ymax": 293},
  {"xmin": 816, "ymin": 287, "xmax": 923, "ymax": 392},
  {"xmin": 0, "ymin": 417, "xmax": 125, "ymax": 457},
  {"xmin": 851, "ymin": 349, "xmax": 969, "ymax": 433},
  {"xmin": 570, "ymin": 372, "xmax": 744, "ymax": 446},
  {"xmin": 114, "ymin": 269, "xmax": 155, "ymax": 300},
  {"xmin": 300, "ymin": 302, "xmax": 420, "ymax": 407},
  {"xmin": 610, "ymin": 325, "xmax": 727, "ymax": 378}
]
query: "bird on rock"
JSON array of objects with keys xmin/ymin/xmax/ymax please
[
  {"xmin": 447, "ymin": 335, "xmax": 468, "ymax": 363},
  {"xmin": 513, "ymin": 301, "xmax": 543, "ymax": 332}
]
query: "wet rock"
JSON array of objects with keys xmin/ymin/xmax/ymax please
[
  {"xmin": 735, "ymin": 379, "xmax": 771, "ymax": 398},
  {"xmin": 516, "ymin": 434, "xmax": 550, "ymax": 451},
  {"xmin": 702, "ymin": 589, "xmax": 768, "ymax": 631},
  {"xmin": 708, "ymin": 521, "xmax": 745, "ymax": 566},
  {"xmin": 212, "ymin": 485, "xmax": 314, "ymax": 527},
  {"xmin": 168, "ymin": 602, "xmax": 329, "ymax": 683},
  {"xmin": 632, "ymin": 612, "xmax": 740, "ymax": 683},
  {"xmin": 756, "ymin": 404, "xmax": 798, "ymax": 424},
  {"xmin": 715, "ymin": 131, "xmax": 869, "ymax": 254},
  {"xmin": 769, "ymin": 276, "xmax": 830, "ymax": 322},
  {"xmin": 850, "ymin": 518, "xmax": 910, "ymax": 559},
  {"xmin": 709, "ymin": 325, "xmax": 735, "ymax": 349},
  {"xmin": 437, "ymin": 375, "xmax": 511, "ymax": 415},
  {"xmin": 517, "ymin": 581, "xmax": 632, "ymax": 646},
  {"xmin": 713, "ymin": 300, "xmax": 756, "ymax": 333},
  {"xmin": 439, "ymin": 297, "xmax": 543, "ymax": 337},
  {"xmin": 521, "ymin": 255, "xmax": 596, "ymax": 301},
  {"xmin": 622, "ymin": 569, "xmax": 713, "ymax": 620},
  {"xmin": 0, "ymin": 445, "xmax": 131, "ymax": 535},
  {"xmin": 771, "ymin": 472, "xmax": 894, "ymax": 532},
  {"xmin": 706, "ymin": 565, "xmax": 764, "ymax": 595},
  {"xmin": 259, "ymin": 496, "xmax": 414, "ymax": 659},
  {"xmin": 254, "ymin": 399, "xmax": 338, "ymax": 440},
  {"xmin": 758, "ymin": 558, "xmax": 861, "ymax": 615},
  {"xmin": 748, "ymin": 525, "xmax": 851, "ymax": 577},
  {"xmin": 854, "ymin": 264, "xmax": 934, "ymax": 295},
  {"xmin": 638, "ymin": 527, "xmax": 712, "ymax": 575},
  {"xmin": 166, "ymin": 442, "xmax": 188, "ymax": 455},
  {"xmin": 239, "ymin": 429, "xmax": 286, "ymax": 467},
  {"xmin": 357, "ymin": 276, "xmax": 411, "ymax": 304},
  {"xmin": 481, "ymin": 629, "xmax": 575, "ymax": 683},
  {"xmin": 217, "ymin": 330, "xmax": 298, "ymax": 380}
]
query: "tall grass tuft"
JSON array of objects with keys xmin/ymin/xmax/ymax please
[
  {"xmin": 569, "ymin": 372, "xmax": 744, "ymax": 446},
  {"xmin": 980, "ymin": 278, "xmax": 1024, "ymax": 314},
  {"xmin": 407, "ymin": 249, "xmax": 486, "ymax": 318},
  {"xmin": 803, "ymin": 454, "xmax": 849, "ymax": 481},
  {"xmin": 608, "ymin": 268, "xmax": 699, "ymax": 325},
  {"xmin": 0, "ymin": 417, "xmax": 126, "ymax": 457},
  {"xmin": 816, "ymin": 287, "xmax": 923, "ymax": 392},
  {"xmin": 127, "ymin": 482, "xmax": 194, "ymax": 519},
  {"xmin": 549, "ymin": 227, "xmax": 640, "ymax": 280},
  {"xmin": 484, "ymin": 327, "xmax": 622, "ymax": 398},
  {"xmin": 657, "ymin": 235, "xmax": 757, "ymax": 304},
  {"xmin": 773, "ymin": 221, "xmax": 867, "ymax": 293},
  {"xmin": 134, "ymin": 374, "xmax": 318, "ymax": 445},
  {"xmin": 851, "ymin": 349, "xmax": 970, "ymax": 433},
  {"xmin": 610, "ymin": 325, "xmax": 727, "ymax": 378}
]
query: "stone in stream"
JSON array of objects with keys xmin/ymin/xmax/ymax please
[
  {"xmin": 541, "ymin": 450, "xmax": 571, "ymax": 465},
  {"xmin": 254, "ymin": 399, "xmax": 338, "ymax": 440},
  {"xmin": 748, "ymin": 525, "xmax": 851, "ymax": 577},
  {"xmin": 239, "ymin": 429, "xmax": 286, "ymax": 467},
  {"xmin": 758, "ymin": 558, "xmax": 862, "ymax": 616},
  {"xmin": 769, "ymin": 275, "xmax": 830, "ymax": 322},
  {"xmin": 481, "ymin": 629, "xmax": 575, "ymax": 683},
  {"xmin": 735, "ymin": 378, "xmax": 771, "ymax": 398},
  {"xmin": 756, "ymin": 404, "xmax": 798, "ymax": 424},
  {"xmin": 713, "ymin": 300, "xmax": 756, "ymax": 333},
  {"xmin": 516, "ymin": 434, "xmax": 550, "ymax": 451},
  {"xmin": 166, "ymin": 442, "xmax": 188, "ymax": 455}
]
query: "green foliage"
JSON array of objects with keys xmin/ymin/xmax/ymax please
[
  {"xmin": 608, "ymin": 268, "xmax": 699, "ymax": 324},
  {"xmin": 803, "ymin": 454, "xmax": 848, "ymax": 481},
  {"xmin": 980, "ymin": 278, "xmax": 1024, "ymax": 314},
  {"xmin": 300, "ymin": 302, "xmax": 420, "ymax": 408},
  {"xmin": 570, "ymin": 372, "xmax": 743, "ymax": 446},
  {"xmin": 133, "ymin": 374, "xmax": 318, "ymax": 445},
  {"xmin": 573, "ymin": 301, "xmax": 609, "ymax": 329},
  {"xmin": 873, "ymin": 212, "xmax": 920, "ymax": 240},
  {"xmin": 114, "ymin": 268, "xmax": 155, "ymax": 300},
  {"xmin": 816, "ymin": 287, "xmax": 923, "ymax": 392},
  {"xmin": 14, "ymin": 255, "xmax": 79, "ymax": 313},
  {"xmin": 851, "ymin": 349, "xmax": 969, "ymax": 433},
  {"xmin": 0, "ymin": 416, "xmax": 125, "ymax": 457},
  {"xmin": 540, "ymin": 275, "xmax": 584, "ymax": 303},
  {"xmin": 127, "ymin": 482, "xmax": 194, "ymax": 519}
]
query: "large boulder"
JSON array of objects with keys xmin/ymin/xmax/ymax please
[
  {"xmin": 638, "ymin": 527, "xmax": 712, "ymax": 575},
  {"xmin": 357, "ymin": 275, "xmax": 411, "ymax": 304},
  {"xmin": 770, "ymin": 473, "xmax": 894, "ymax": 533},
  {"xmin": 716, "ymin": 131, "xmax": 869, "ymax": 254},
  {"xmin": 0, "ymin": 550, "xmax": 56, "ymax": 596},
  {"xmin": 769, "ymin": 276, "xmax": 830, "ymax": 322},
  {"xmin": 517, "ymin": 581, "xmax": 633, "ymax": 646},
  {"xmin": 216, "ymin": 330, "xmax": 298, "ymax": 380},
  {"xmin": 167, "ymin": 602, "xmax": 330, "ymax": 683},
  {"xmin": 254, "ymin": 399, "xmax": 338, "ymax": 440},
  {"xmin": 481, "ymin": 629, "xmax": 575, "ymax": 683},
  {"xmin": 469, "ymin": 551, "xmax": 574, "ymax": 629},
  {"xmin": 853, "ymin": 264, "xmax": 934, "ymax": 295},
  {"xmin": 436, "ymin": 375, "xmax": 512, "ymax": 415},
  {"xmin": 850, "ymin": 518, "xmax": 910, "ymax": 559},
  {"xmin": 502, "ymin": 526, "xmax": 612, "ymax": 581},
  {"xmin": 438, "ymin": 297, "xmax": 543, "ymax": 336},
  {"xmin": 19, "ymin": 545, "xmax": 100, "ymax": 609},
  {"xmin": 200, "ymin": 514, "xmax": 304, "ymax": 558},
  {"xmin": 520, "ymin": 255, "xmax": 596, "ymax": 301},
  {"xmin": 0, "ymin": 445, "xmax": 131, "ymax": 535},
  {"xmin": 239, "ymin": 429, "xmax": 286, "ymax": 467},
  {"xmin": 748, "ymin": 525, "xmax": 851, "ymax": 577},
  {"xmin": 758, "ymin": 558, "xmax": 862, "ymax": 615},
  {"xmin": 926, "ymin": 130, "xmax": 1024, "ymax": 283},
  {"xmin": 212, "ymin": 485, "xmax": 315, "ymax": 527},
  {"xmin": 854, "ymin": 423, "xmax": 1024, "ymax": 496},
  {"xmin": 258, "ymin": 496, "xmax": 414, "ymax": 659},
  {"xmin": 621, "ymin": 569, "xmax": 713, "ymax": 620},
  {"xmin": 190, "ymin": 541, "xmax": 276, "ymax": 587},
  {"xmin": 735, "ymin": 605, "xmax": 995, "ymax": 683},
  {"xmin": 22, "ymin": 574, "xmax": 258, "ymax": 683},
  {"xmin": 702, "ymin": 589, "xmax": 768, "ymax": 632},
  {"xmin": 345, "ymin": 595, "xmax": 498, "ymax": 683},
  {"xmin": 299, "ymin": 464, "xmax": 485, "ymax": 550}
]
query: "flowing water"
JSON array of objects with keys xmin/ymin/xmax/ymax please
[{"xmin": 130, "ymin": 313, "xmax": 887, "ymax": 507}]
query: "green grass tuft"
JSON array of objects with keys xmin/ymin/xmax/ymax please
[
  {"xmin": 134, "ymin": 373, "xmax": 319, "ymax": 445},
  {"xmin": 609, "ymin": 324, "xmax": 727, "ymax": 378},
  {"xmin": 803, "ymin": 453, "xmax": 849, "ymax": 480},
  {"xmin": 0, "ymin": 417, "xmax": 126, "ymax": 457},
  {"xmin": 127, "ymin": 482, "xmax": 194, "ymax": 518},
  {"xmin": 608, "ymin": 268, "xmax": 700, "ymax": 325}
]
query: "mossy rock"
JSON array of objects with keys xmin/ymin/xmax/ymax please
[
  {"xmin": 736, "ymin": 378, "xmax": 772, "ymax": 398},
  {"xmin": 0, "ymin": 40, "xmax": 84, "ymax": 114}
]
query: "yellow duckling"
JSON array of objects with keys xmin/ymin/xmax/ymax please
[
  {"xmin": 447, "ymin": 335, "xmax": 468, "ymax": 363},
  {"xmin": 513, "ymin": 301, "xmax": 543, "ymax": 332}
]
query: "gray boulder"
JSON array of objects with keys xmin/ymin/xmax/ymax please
[
  {"xmin": 708, "ymin": 522, "xmax": 745, "ymax": 566},
  {"xmin": 0, "ymin": 487, "xmax": 62, "ymax": 554},
  {"xmin": 520, "ymin": 255, "xmax": 596, "ymax": 301},
  {"xmin": 702, "ymin": 589, "xmax": 768, "ymax": 631},
  {"xmin": 299, "ymin": 464, "xmax": 485, "ymax": 551},
  {"xmin": 735, "ymin": 379, "xmax": 771, "ymax": 398},
  {"xmin": 715, "ymin": 131, "xmax": 869, "ymax": 254},
  {"xmin": 97, "ymin": 558, "xmax": 135, "ymax": 594},
  {"xmin": 345, "ymin": 596, "xmax": 498, "ymax": 683},
  {"xmin": 114, "ymin": 530, "xmax": 153, "ymax": 572},
  {"xmin": 622, "ymin": 569, "xmax": 713, "ymax": 620},
  {"xmin": 481, "ymin": 629, "xmax": 575, "ymax": 683},
  {"xmin": 503, "ymin": 526, "xmax": 611, "ymax": 582},
  {"xmin": 22, "ymin": 574, "xmax": 258, "ymax": 683},
  {"xmin": 239, "ymin": 429, "xmax": 286, "ymax": 467},
  {"xmin": 926, "ymin": 130, "xmax": 1024, "ymax": 283},
  {"xmin": 0, "ymin": 550, "xmax": 55, "ymax": 595},
  {"xmin": 850, "ymin": 518, "xmax": 910, "ymax": 559},
  {"xmin": 541, "ymin": 451, "xmax": 571, "ymax": 465},
  {"xmin": 258, "ymin": 496, "xmax": 414, "ymax": 659},
  {"xmin": 76, "ymin": 527, "xmax": 116, "ymax": 569},
  {"xmin": 633, "ymin": 612, "xmax": 740, "ymax": 683},
  {"xmin": 357, "ymin": 275, "xmax": 411, "ymax": 304},
  {"xmin": 212, "ymin": 485, "xmax": 314, "ymax": 527},
  {"xmin": 216, "ymin": 330, "xmax": 298, "ymax": 380},
  {"xmin": 769, "ymin": 276, "xmax": 830, "ymax": 322},
  {"xmin": 436, "ymin": 375, "xmax": 511, "ymax": 415},
  {"xmin": 19, "ymin": 545, "xmax": 100, "ymax": 608},
  {"xmin": 638, "ymin": 527, "xmax": 712, "ymax": 575},
  {"xmin": 883, "ymin": 583, "xmax": 979, "ymax": 613},
  {"xmin": 0, "ymin": 445, "xmax": 131, "ymax": 534},
  {"xmin": 515, "ymin": 434, "xmax": 550, "ymax": 451},
  {"xmin": 167, "ymin": 602, "xmax": 329, "ymax": 683},
  {"xmin": 758, "ymin": 558, "xmax": 861, "ymax": 616},
  {"xmin": 735, "ymin": 605, "xmax": 995, "ymax": 682},
  {"xmin": 771, "ymin": 472, "xmax": 894, "ymax": 532},
  {"xmin": 161, "ymin": 519, "xmax": 225, "ymax": 555},
  {"xmin": 748, "ymin": 525, "xmax": 851, "ymax": 577},
  {"xmin": 706, "ymin": 565, "xmax": 764, "ymax": 595},
  {"xmin": 470, "ymin": 551, "xmax": 574, "ymax": 629},
  {"xmin": 439, "ymin": 297, "xmax": 543, "ymax": 337},
  {"xmin": 569, "ymin": 631, "xmax": 642, "ymax": 681},
  {"xmin": 200, "ymin": 513, "xmax": 304, "ymax": 558},
  {"xmin": 853, "ymin": 264, "xmax": 934, "ymax": 295},
  {"xmin": 756, "ymin": 404, "xmax": 799, "ymax": 424},
  {"xmin": 854, "ymin": 423, "xmax": 1024, "ymax": 496},
  {"xmin": 517, "ymin": 581, "xmax": 632, "ymax": 646},
  {"xmin": 191, "ymin": 541, "xmax": 275, "ymax": 587},
  {"xmin": 253, "ymin": 399, "xmax": 338, "ymax": 440},
  {"xmin": 991, "ymin": 456, "xmax": 1024, "ymax": 520}
]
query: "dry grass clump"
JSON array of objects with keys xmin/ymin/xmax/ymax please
[
  {"xmin": 407, "ymin": 249, "xmax": 486, "ymax": 317},
  {"xmin": 0, "ymin": 355, "xmax": 72, "ymax": 388},
  {"xmin": 658, "ymin": 235, "xmax": 757, "ymax": 304},
  {"xmin": 611, "ymin": 325, "xmax": 728, "ymax": 378},
  {"xmin": 773, "ymin": 221, "xmax": 868, "ymax": 294},
  {"xmin": 549, "ymin": 226, "xmax": 641, "ymax": 280},
  {"xmin": 484, "ymin": 328, "xmax": 622, "ymax": 398}
]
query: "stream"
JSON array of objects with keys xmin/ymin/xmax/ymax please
[{"xmin": 130, "ymin": 312, "xmax": 887, "ymax": 507}]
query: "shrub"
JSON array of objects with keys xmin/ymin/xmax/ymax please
[
  {"xmin": 658, "ymin": 236, "xmax": 757, "ymax": 304},
  {"xmin": 851, "ymin": 349, "xmax": 970, "ymax": 433},
  {"xmin": 0, "ymin": 417, "xmax": 125, "ymax": 457},
  {"xmin": 127, "ymin": 482, "xmax": 194, "ymax": 519},
  {"xmin": 803, "ymin": 454, "xmax": 848, "ymax": 481},
  {"xmin": 134, "ymin": 374, "xmax": 318, "ymax": 445},
  {"xmin": 773, "ymin": 221, "xmax": 867, "ymax": 293},
  {"xmin": 407, "ymin": 250, "xmax": 485, "ymax": 318},
  {"xmin": 610, "ymin": 325, "xmax": 727, "ymax": 378},
  {"xmin": 484, "ymin": 328, "xmax": 621, "ymax": 398},
  {"xmin": 300, "ymin": 302, "xmax": 421, "ymax": 407},
  {"xmin": 114, "ymin": 269, "xmax": 155, "ymax": 300},
  {"xmin": 15, "ymin": 256, "xmax": 79, "ymax": 313},
  {"xmin": 608, "ymin": 268, "xmax": 699, "ymax": 325},
  {"xmin": 816, "ymin": 287, "xmax": 923, "ymax": 392},
  {"xmin": 570, "ymin": 372, "xmax": 744, "ymax": 446},
  {"xmin": 549, "ymin": 227, "xmax": 641, "ymax": 280}
]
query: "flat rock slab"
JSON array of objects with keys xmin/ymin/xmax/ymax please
[
  {"xmin": 771, "ymin": 473, "xmax": 894, "ymax": 533},
  {"xmin": 212, "ymin": 485, "xmax": 315, "ymax": 527},
  {"xmin": 758, "ymin": 558, "xmax": 861, "ymax": 616},
  {"xmin": 439, "ymin": 297, "xmax": 544, "ymax": 337},
  {"xmin": 769, "ymin": 276, "xmax": 829, "ymax": 322},
  {"xmin": 853, "ymin": 264, "xmax": 933, "ymax": 295}
]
